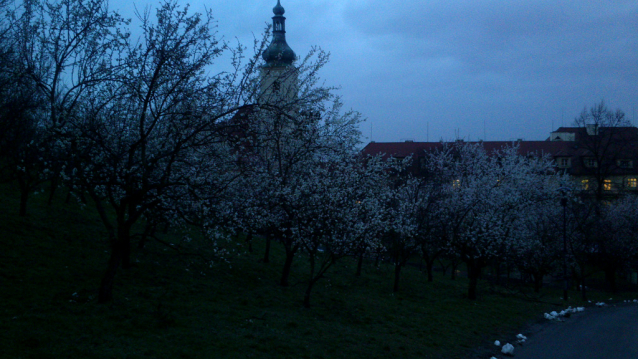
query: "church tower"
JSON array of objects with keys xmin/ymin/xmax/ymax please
[{"xmin": 260, "ymin": 0, "xmax": 297, "ymax": 104}]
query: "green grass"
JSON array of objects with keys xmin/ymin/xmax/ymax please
[{"xmin": 1, "ymin": 182, "xmax": 636, "ymax": 359}]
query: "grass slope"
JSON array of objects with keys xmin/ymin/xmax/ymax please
[{"xmin": 1, "ymin": 182, "xmax": 632, "ymax": 359}]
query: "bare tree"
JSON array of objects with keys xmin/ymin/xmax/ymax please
[
  {"xmin": 572, "ymin": 101, "xmax": 637, "ymax": 290},
  {"xmin": 3, "ymin": 0, "xmax": 129, "ymax": 213},
  {"xmin": 573, "ymin": 101, "xmax": 636, "ymax": 200},
  {"xmin": 0, "ymin": 38, "xmax": 46, "ymax": 215},
  {"xmin": 66, "ymin": 0, "xmax": 257, "ymax": 303}
]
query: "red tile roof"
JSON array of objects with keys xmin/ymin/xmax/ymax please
[
  {"xmin": 361, "ymin": 140, "xmax": 575, "ymax": 159},
  {"xmin": 362, "ymin": 131, "xmax": 638, "ymax": 177}
]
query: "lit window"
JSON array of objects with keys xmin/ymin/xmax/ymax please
[
  {"xmin": 581, "ymin": 179, "xmax": 589, "ymax": 190},
  {"xmin": 452, "ymin": 179, "xmax": 461, "ymax": 188},
  {"xmin": 627, "ymin": 178, "xmax": 637, "ymax": 188},
  {"xmin": 603, "ymin": 179, "xmax": 612, "ymax": 191}
]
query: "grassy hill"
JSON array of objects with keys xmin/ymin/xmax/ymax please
[{"xmin": 0, "ymin": 182, "xmax": 631, "ymax": 358}]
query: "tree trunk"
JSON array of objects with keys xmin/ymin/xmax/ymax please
[
  {"xmin": 505, "ymin": 266, "xmax": 512, "ymax": 287},
  {"xmin": 246, "ymin": 232, "xmax": 253, "ymax": 253},
  {"xmin": 18, "ymin": 182, "xmax": 28, "ymax": 217},
  {"xmin": 604, "ymin": 264, "xmax": 617, "ymax": 292},
  {"xmin": 138, "ymin": 222, "xmax": 156, "ymax": 249},
  {"xmin": 280, "ymin": 250, "xmax": 294, "ymax": 287},
  {"xmin": 303, "ymin": 255, "xmax": 316, "ymax": 308},
  {"xmin": 424, "ymin": 258, "xmax": 434, "ymax": 282},
  {"xmin": 533, "ymin": 273, "xmax": 543, "ymax": 293},
  {"xmin": 119, "ymin": 226, "xmax": 132, "ymax": 269},
  {"xmin": 437, "ymin": 258, "xmax": 448, "ymax": 276},
  {"xmin": 571, "ymin": 267, "xmax": 581, "ymax": 291},
  {"xmin": 393, "ymin": 263, "xmax": 402, "ymax": 292},
  {"xmin": 263, "ymin": 235, "xmax": 271, "ymax": 263},
  {"xmin": 303, "ymin": 280, "xmax": 315, "ymax": 308},
  {"xmin": 422, "ymin": 248, "xmax": 438, "ymax": 283},
  {"xmin": 97, "ymin": 223, "xmax": 133, "ymax": 303},
  {"xmin": 356, "ymin": 253, "xmax": 363, "ymax": 276},
  {"xmin": 467, "ymin": 262, "xmax": 480, "ymax": 300},
  {"xmin": 47, "ymin": 175, "xmax": 58, "ymax": 206},
  {"xmin": 580, "ymin": 265, "xmax": 588, "ymax": 301},
  {"xmin": 494, "ymin": 262, "xmax": 501, "ymax": 286},
  {"xmin": 98, "ymin": 236, "xmax": 124, "ymax": 303},
  {"xmin": 451, "ymin": 261, "xmax": 458, "ymax": 280}
]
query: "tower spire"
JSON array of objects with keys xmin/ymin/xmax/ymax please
[{"xmin": 262, "ymin": 0, "xmax": 296, "ymax": 67}]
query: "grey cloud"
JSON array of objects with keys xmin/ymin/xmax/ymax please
[
  {"xmin": 128, "ymin": 0, "xmax": 638, "ymax": 142},
  {"xmin": 343, "ymin": 1, "xmax": 637, "ymax": 79}
]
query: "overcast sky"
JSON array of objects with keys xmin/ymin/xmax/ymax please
[{"xmin": 115, "ymin": 0, "xmax": 637, "ymax": 143}]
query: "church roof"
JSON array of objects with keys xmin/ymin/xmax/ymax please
[
  {"xmin": 262, "ymin": 1, "xmax": 296, "ymax": 67},
  {"xmin": 273, "ymin": 0, "xmax": 285, "ymax": 15}
]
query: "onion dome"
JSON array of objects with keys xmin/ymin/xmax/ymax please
[
  {"xmin": 273, "ymin": 0, "xmax": 285, "ymax": 15},
  {"xmin": 262, "ymin": 1, "xmax": 296, "ymax": 67}
]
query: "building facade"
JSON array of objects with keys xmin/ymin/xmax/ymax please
[{"xmin": 362, "ymin": 127, "xmax": 638, "ymax": 197}]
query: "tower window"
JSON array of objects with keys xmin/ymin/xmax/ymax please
[{"xmin": 272, "ymin": 81, "xmax": 280, "ymax": 93}]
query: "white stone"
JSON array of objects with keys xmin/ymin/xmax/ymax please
[{"xmin": 501, "ymin": 343, "xmax": 515, "ymax": 355}]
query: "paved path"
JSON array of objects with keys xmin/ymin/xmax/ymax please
[{"xmin": 513, "ymin": 304, "xmax": 638, "ymax": 359}]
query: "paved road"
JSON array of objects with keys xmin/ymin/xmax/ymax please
[{"xmin": 514, "ymin": 304, "xmax": 638, "ymax": 359}]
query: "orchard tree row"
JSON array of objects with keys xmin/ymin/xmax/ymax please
[{"xmin": 1, "ymin": 0, "xmax": 636, "ymax": 307}]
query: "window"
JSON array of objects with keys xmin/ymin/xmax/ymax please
[
  {"xmin": 584, "ymin": 158, "xmax": 598, "ymax": 168},
  {"xmin": 452, "ymin": 179, "xmax": 461, "ymax": 188},
  {"xmin": 272, "ymin": 81, "xmax": 280, "ymax": 93},
  {"xmin": 557, "ymin": 157, "xmax": 571, "ymax": 168},
  {"xmin": 617, "ymin": 160, "xmax": 633, "ymax": 169},
  {"xmin": 603, "ymin": 179, "xmax": 612, "ymax": 191},
  {"xmin": 627, "ymin": 178, "xmax": 637, "ymax": 188},
  {"xmin": 581, "ymin": 179, "xmax": 590, "ymax": 190}
]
